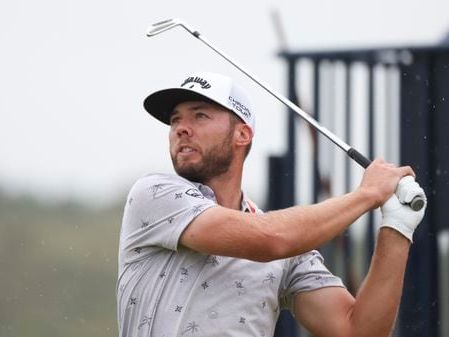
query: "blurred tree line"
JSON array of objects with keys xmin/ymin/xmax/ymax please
[{"xmin": 0, "ymin": 189, "xmax": 124, "ymax": 337}]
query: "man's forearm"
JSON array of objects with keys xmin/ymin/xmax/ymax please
[
  {"xmin": 260, "ymin": 189, "xmax": 377, "ymax": 258},
  {"xmin": 348, "ymin": 228, "xmax": 410, "ymax": 337}
]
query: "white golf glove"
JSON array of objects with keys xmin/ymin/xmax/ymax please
[{"xmin": 380, "ymin": 176, "xmax": 427, "ymax": 242}]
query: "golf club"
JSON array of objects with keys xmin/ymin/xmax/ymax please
[{"xmin": 146, "ymin": 18, "xmax": 425, "ymax": 212}]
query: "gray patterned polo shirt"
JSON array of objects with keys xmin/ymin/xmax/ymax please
[{"xmin": 117, "ymin": 173, "xmax": 344, "ymax": 337}]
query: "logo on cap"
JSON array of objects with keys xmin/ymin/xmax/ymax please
[
  {"xmin": 228, "ymin": 96, "xmax": 251, "ymax": 120},
  {"xmin": 181, "ymin": 76, "xmax": 211, "ymax": 89}
]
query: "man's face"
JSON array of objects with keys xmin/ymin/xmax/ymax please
[{"xmin": 168, "ymin": 101, "xmax": 236, "ymax": 183}]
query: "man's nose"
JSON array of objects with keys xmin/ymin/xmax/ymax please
[{"xmin": 174, "ymin": 120, "xmax": 193, "ymax": 137}]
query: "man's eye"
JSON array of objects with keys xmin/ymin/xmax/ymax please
[
  {"xmin": 196, "ymin": 112, "xmax": 209, "ymax": 119},
  {"xmin": 170, "ymin": 117, "xmax": 180, "ymax": 125}
]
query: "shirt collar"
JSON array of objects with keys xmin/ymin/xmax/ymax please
[
  {"xmin": 241, "ymin": 191, "xmax": 257, "ymax": 214},
  {"xmin": 193, "ymin": 183, "xmax": 216, "ymax": 201},
  {"xmin": 193, "ymin": 183, "xmax": 257, "ymax": 213}
]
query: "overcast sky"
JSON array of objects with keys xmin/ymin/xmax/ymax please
[{"xmin": 1, "ymin": 0, "xmax": 449, "ymax": 206}]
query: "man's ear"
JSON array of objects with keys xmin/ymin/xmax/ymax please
[{"xmin": 234, "ymin": 123, "xmax": 253, "ymax": 147}]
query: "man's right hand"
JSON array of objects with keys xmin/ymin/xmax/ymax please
[
  {"xmin": 357, "ymin": 158, "xmax": 416, "ymax": 209},
  {"xmin": 380, "ymin": 177, "xmax": 427, "ymax": 242}
]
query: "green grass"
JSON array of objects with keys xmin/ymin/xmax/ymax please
[{"xmin": 0, "ymin": 193, "xmax": 124, "ymax": 337}]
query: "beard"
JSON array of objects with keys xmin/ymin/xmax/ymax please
[{"xmin": 171, "ymin": 131, "xmax": 234, "ymax": 183}]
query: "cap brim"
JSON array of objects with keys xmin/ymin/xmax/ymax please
[{"xmin": 143, "ymin": 88, "xmax": 220, "ymax": 125}]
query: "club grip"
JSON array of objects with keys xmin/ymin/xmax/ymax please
[
  {"xmin": 347, "ymin": 148, "xmax": 372, "ymax": 168},
  {"xmin": 410, "ymin": 196, "xmax": 426, "ymax": 211},
  {"xmin": 346, "ymin": 148, "xmax": 425, "ymax": 211}
]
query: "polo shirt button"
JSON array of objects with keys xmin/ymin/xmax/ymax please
[{"xmin": 208, "ymin": 311, "xmax": 218, "ymax": 319}]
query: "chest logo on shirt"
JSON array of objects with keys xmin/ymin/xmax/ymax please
[{"xmin": 185, "ymin": 188, "xmax": 204, "ymax": 199}]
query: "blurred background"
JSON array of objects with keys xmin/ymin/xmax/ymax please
[{"xmin": 1, "ymin": 0, "xmax": 449, "ymax": 336}]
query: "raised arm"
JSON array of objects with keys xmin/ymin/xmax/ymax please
[
  {"xmin": 293, "ymin": 228, "xmax": 410, "ymax": 337},
  {"xmin": 180, "ymin": 159, "xmax": 414, "ymax": 262},
  {"xmin": 293, "ymin": 181, "xmax": 426, "ymax": 337}
]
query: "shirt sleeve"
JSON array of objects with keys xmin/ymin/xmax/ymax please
[
  {"xmin": 120, "ymin": 174, "xmax": 217, "ymax": 260},
  {"xmin": 279, "ymin": 250, "xmax": 345, "ymax": 312}
]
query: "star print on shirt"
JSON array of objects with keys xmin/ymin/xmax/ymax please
[
  {"xmin": 201, "ymin": 281, "xmax": 209, "ymax": 290},
  {"xmin": 175, "ymin": 305, "xmax": 183, "ymax": 312},
  {"xmin": 263, "ymin": 272, "xmax": 276, "ymax": 284},
  {"xmin": 239, "ymin": 317, "xmax": 246, "ymax": 324},
  {"xmin": 134, "ymin": 247, "xmax": 142, "ymax": 254},
  {"xmin": 180, "ymin": 267, "xmax": 189, "ymax": 283},
  {"xmin": 129, "ymin": 297, "xmax": 137, "ymax": 306},
  {"xmin": 138, "ymin": 315, "xmax": 152, "ymax": 329},
  {"xmin": 141, "ymin": 220, "xmax": 150, "ymax": 228},
  {"xmin": 190, "ymin": 205, "xmax": 204, "ymax": 216},
  {"xmin": 168, "ymin": 217, "xmax": 175, "ymax": 224},
  {"xmin": 175, "ymin": 193, "xmax": 183, "ymax": 199},
  {"xmin": 234, "ymin": 280, "xmax": 246, "ymax": 295},
  {"xmin": 315, "ymin": 275, "xmax": 325, "ymax": 285},
  {"xmin": 206, "ymin": 255, "xmax": 220, "ymax": 266},
  {"xmin": 182, "ymin": 321, "xmax": 199, "ymax": 335},
  {"xmin": 149, "ymin": 184, "xmax": 164, "ymax": 198}
]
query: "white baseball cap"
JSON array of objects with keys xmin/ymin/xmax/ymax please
[{"xmin": 143, "ymin": 72, "xmax": 256, "ymax": 133}]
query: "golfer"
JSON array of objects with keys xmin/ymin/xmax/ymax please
[{"xmin": 117, "ymin": 72, "xmax": 426, "ymax": 337}]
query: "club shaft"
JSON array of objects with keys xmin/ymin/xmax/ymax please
[
  {"xmin": 190, "ymin": 31, "xmax": 426, "ymax": 211},
  {"xmin": 156, "ymin": 22, "xmax": 424, "ymax": 211},
  {"xmin": 190, "ymin": 31, "xmax": 373, "ymax": 165}
]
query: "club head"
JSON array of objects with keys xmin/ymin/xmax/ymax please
[
  {"xmin": 146, "ymin": 18, "xmax": 196, "ymax": 37},
  {"xmin": 147, "ymin": 18, "xmax": 183, "ymax": 37}
]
